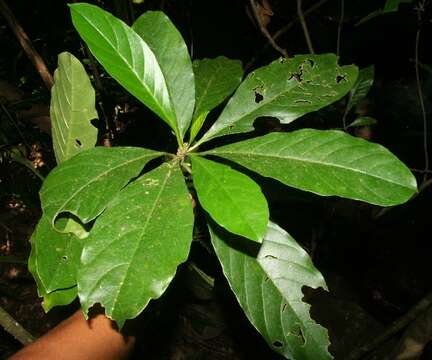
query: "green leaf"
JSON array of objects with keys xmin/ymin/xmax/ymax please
[
  {"xmin": 40, "ymin": 146, "xmax": 162, "ymax": 231},
  {"xmin": 347, "ymin": 116, "xmax": 377, "ymax": 128},
  {"xmin": 190, "ymin": 57, "xmax": 243, "ymax": 141},
  {"xmin": 189, "ymin": 111, "xmax": 209, "ymax": 144},
  {"xmin": 28, "ymin": 227, "xmax": 77, "ymax": 312},
  {"xmin": 357, "ymin": 0, "xmax": 412, "ymax": 25},
  {"xmin": 384, "ymin": 0, "xmax": 412, "ymax": 12},
  {"xmin": 51, "ymin": 52, "xmax": 98, "ymax": 164},
  {"xmin": 78, "ymin": 162, "xmax": 194, "ymax": 328},
  {"xmin": 41, "ymin": 287, "xmax": 77, "ymax": 312},
  {"xmin": 208, "ymin": 129, "xmax": 417, "ymax": 206},
  {"xmin": 346, "ymin": 65, "xmax": 374, "ymax": 113},
  {"xmin": 199, "ymin": 54, "xmax": 358, "ymax": 143},
  {"xmin": 8, "ymin": 147, "xmax": 44, "ymax": 181},
  {"xmin": 210, "ymin": 220, "xmax": 332, "ymax": 359},
  {"xmin": 133, "ymin": 11, "xmax": 195, "ymax": 138},
  {"xmin": 32, "ymin": 216, "xmax": 83, "ymax": 292},
  {"xmin": 191, "ymin": 155, "xmax": 268, "ymax": 242},
  {"xmin": 69, "ymin": 4, "xmax": 180, "ymax": 140},
  {"xmin": 356, "ymin": 10, "xmax": 385, "ymax": 25}
]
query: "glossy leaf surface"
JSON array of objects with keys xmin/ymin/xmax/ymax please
[
  {"xmin": 78, "ymin": 163, "xmax": 194, "ymax": 328},
  {"xmin": 69, "ymin": 4, "xmax": 179, "ymax": 137},
  {"xmin": 210, "ymin": 221, "xmax": 332, "ymax": 359},
  {"xmin": 41, "ymin": 146, "xmax": 162, "ymax": 231},
  {"xmin": 51, "ymin": 52, "xmax": 98, "ymax": 164},
  {"xmin": 190, "ymin": 57, "xmax": 243, "ymax": 141},
  {"xmin": 192, "ymin": 156, "xmax": 268, "ymax": 242},
  {"xmin": 209, "ymin": 129, "xmax": 417, "ymax": 206},
  {"xmin": 133, "ymin": 11, "xmax": 195, "ymax": 138},
  {"xmin": 346, "ymin": 65, "xmax": 374, "ymax": 113},
  {"xmin": 199, "ymin": 54, "xmax": 358, "ymax": 143}
]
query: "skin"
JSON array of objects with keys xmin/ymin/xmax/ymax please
[{"xmin": 9, "ymin": 310, "xmax": 135, "ymax": 360}]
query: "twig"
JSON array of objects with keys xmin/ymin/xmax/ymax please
[
  {"xmin": 297, "ymin": 0, "xmax": 315, "ymax": 54},
  {"xmin": 248, "ymin": 0, "xmax": 289, "ymax": 59},
  {"xmin": 0, "ymin": 102, "xmax": 28, "ymax": 147},
  {"xmin": 410, "ymin": 167, "xmax": 432, "ymax": 174},
  {"xmin": 389, "ymin": 304, "xmax": 432, "ymax": 359},
  {"xmin": 0, "ymin": 305, "xmax": 34, "ymax": 345},
  {"xmin": 376, "ymin": 1, "xmax": 431, "ymax": 219},
  {"xmin": 336, "ymin": 0, "xmax": 345, "ymax": 57},
  {"xmin": 418, "ymin": 176, "xmax": 432, "ymax": 193},
  {"xmin": 81, "ymin": 43, "xmax": 114, "ymax": 143},
  {"xmin": 347, "ymin": 290, "xmax": 432, "ymax": 360},
  {"xmin": 245, "ymin": 0, "xmax": 328, "ymax": 71},
  {"xmin": 341, "ymin": 103, "xmax": 349, "ymax": 131},
  {"xmin": 0, "ymin": 0, "xmax": 53, "ymax": 90},
  {"xmin": 273, "ymin": 0, "xmax": 329, "ymax": 42},
  {"xmin": 127, "ymin": 0, "xmax": 135, "ymax": 24},
  {"xmin": 373, "ymin": 176, "xmax": 432, "ymax": 219},
  {"xmin": 414, "ymin": 1, "xmax": 429, "ymax": 182}
]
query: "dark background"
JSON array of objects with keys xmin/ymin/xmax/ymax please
[{"xmin": 1, "ymin": 0, "xmax": 432, "ymax": 359}]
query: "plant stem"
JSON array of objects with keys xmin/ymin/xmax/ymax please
[
  {"xmin": 347, "ymin": 290, "xmax": 432, "ymax": 360},
  {"xmin": 341, "ymin": 107, "xmax": 349, "ymax": 131},
  {"xmin": 248, "ymin": 0, "xmax": 289, "ymax": 58},
  {"xmin": 414, "ymin": 2, "xmax": 429, "ymax": 182},
  {"xmin": 0, "ymin": 102, "xmax": 28, "ymax": 147},
  {"xmin": 373, "ymin": 176, "xmax": 432, "ymax": 219},
  {"xmin": 0, "ymin": 0, "xmax": 53, "ymax": 90},
  {"xmin": 0, "ymin": 305, "xmax": 34, "ymax": 346},
  {"xmin": 297, "ymin": 0, "xmax": 315, "ymax": 54},
  {"xmin": 245, "ymin": 0, "xmax": 328, "ymax": 71},
  {"xmin": 273, "ymin": 0, "xmax": 329, "ymax": 43},
  {"xmin": 336, "ymin": 0, "xmax": 345, "ymax": 57}
]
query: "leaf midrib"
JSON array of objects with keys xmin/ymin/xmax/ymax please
[
  {"xmin": 75, "ymin": 9, "xmax": 177, "ymax": 130},
  {"xmin": 256, "ymin": 246, "xmax": 330, "ymax": 356},
  {"xmin": 43, "ymin": 151, "xmax": 161, "ymax": 224},
  {"xmin": 109, "ymin": 166, "xmax": 172, "ymax": 315},
  {"xmin": 210, "ymin": 150, "xmax": 413, "ymax": 190},
  {"xmin": 222, "ymin": 237, "xmax": 328, "ymax": 357},
  {"xmin": 194, "ymin": 158, "xmax": 259, "ymax": 240},
  {"xmin": 205, "ymin": 66, "xmax": 326, "ymax": 140},
  {"xmin": 193, "ymin": 63, "xmax": 220, "ymax": 117}
]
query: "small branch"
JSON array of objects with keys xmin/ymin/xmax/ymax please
[
  {"xmin": 273, "ymin": 0, "xmax": 329, "ymax": 42},
  {"xmin": 419, "ymin": 176, "xmax": 432, "ymax": 193},
  {"xmin": 374, "ymin": 176, "xmax": 432, "ymax": 219},
  {"xmin": 0, "ymin": 102, "xmax": 28, "ymax": 147},
  {"xmin": 0, "ymin": 0, "xmax": 53, "ymax": 90},
  {"xmin": 390, "ymin": 305, "xmax": 432, "ymax": 359},
  {"xmin": 347, "ymin": 290, "xmax": 432, "ymax": 360},
  {"xmin": 297, "ymin": 0, "xmax": 315, "ymax": 54},
  {"xmin": 410, "ymin": 167, "xmax": 432, "ymax": 174},
  {"xmin": 127, "ymin": 0, "xmax": 135, "ymax": 24},
  {"xmin": 414, "ymin": 1, "xmax": 429, "ymax": 181},
  {"xmin": 341, "ymin": 104, "xmax": 349, "ymax": 131},
  {"xmin": 248, "ymin": 0, "xmax": 289, "ymax": 58},
  {"xmin": 336, "ymin": 0, "xmax": 345, "ymax": 57},
  {"xmin": 81, "ymin": 43, "xmax": 114, "ymax": 144},
  {"xmin": 0, "ymin": 305, "xmax": 34, "ymax": 345},
  {"xmin": 245, "ymin": 0, "xmax": 328, "ymax": 71}
]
